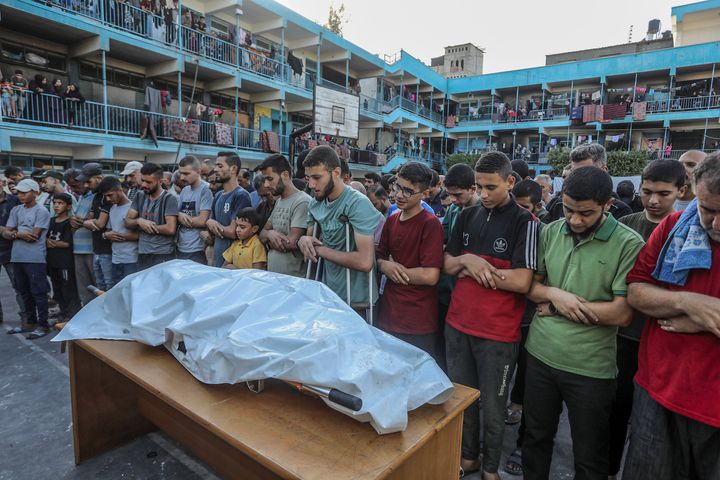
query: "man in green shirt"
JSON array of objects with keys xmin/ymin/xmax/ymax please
[
  {"xmin": 522, "ymin": 166, "xmax": 645, "ymax": 480},
  {"xmin": 298, "ymin": 146, "xmax": 381, "ymax": 316},
  {"xmin": 257, "ymin": 154, "xmax": 311, "ymax": 278}
]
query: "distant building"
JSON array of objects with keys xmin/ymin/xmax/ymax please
[
  {"xmin": 431, "ymin": 43, "xmax": 484, "ymax": 78},
  {"xmin": 546, "ymin": 35, "xmax": 674, "ymax": 66}
]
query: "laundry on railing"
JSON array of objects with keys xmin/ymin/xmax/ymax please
[
  {"xmin": 582, "ymin": 104, "xmax": 600, "ymax": 123},
  {"xmin": 214, "ymin": 122, "xmax": 232, "ymax": 146},
  {"xmin": 287, "ymin": 51, "xmax": 304, "ymax": 76},
  {"xmin": 140, "ymin": 115, "xmax": 159, "ymax": 147},
  {"xmin": 171, "ymin": 119, "xmax": 200, "ymax": 143},
  {"xmin": 261, "ymin": 130, "xmax": 281, "ymax": 153},
  {"xmin": 632, "ymin": 101, "xmax": 647, "ymax": 121},
  {"xmin": 600, "ymin": 104, "xmax": 628, "ymax": 122}
]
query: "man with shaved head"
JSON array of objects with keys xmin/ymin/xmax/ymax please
[{"xmin": 674, "ymin": 150, "xmax": 707, "ymax": 212}]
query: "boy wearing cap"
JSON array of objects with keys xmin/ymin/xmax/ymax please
[
  {"xmin": 46, "ymin": 193, "xmax": 80, "ymax": 323},
  {"xmin": 2, "ymin": 179, "xmax": 51, "ymax": 339}
]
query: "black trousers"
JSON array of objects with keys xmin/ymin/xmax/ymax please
[
  {"xmin": 138, "ymin": 253, "xmax": 176, "ymax": 271},
  {"xmin": 608, "ymin": 335, "xmax": 639, "ymax": 475},
  {"xmin": 522, "ymin": 353, "xmax": 616, "ymax": 480},
  {"xmin": 48, "ymin": 266, "xmax": 81, "ymax": 319},
  {"xmin": 510, "ymin": 324, "xmax": 530, "ymax": 449},
  {"xmin": 623, "ymin": 383, "xmax": 720, "ymax": 480}
]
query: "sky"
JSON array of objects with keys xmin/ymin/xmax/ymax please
[{"xmin": 276, "ymin": 0, "xmax": 680, "ymax": 73}]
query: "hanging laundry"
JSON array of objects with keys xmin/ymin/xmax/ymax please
[
  {"xmin": 214, "ymin": 123, "xmax": 233, "ymax": 146},
  {"xmin": 171, "ymin": 120, "xmax": 200, "ymax": 143},
  {"xmin": 196, "ymin": 102, "xmax": 208, "ymax": 119},
  {"xmin": 287, "ymin": 51, "xmax": 304, "ymax": 76},
  {"xmin": 140, "ymin": 115, "xmax": 159, "ymax": 147},
  {"xmin": 601, "ymin": 104, "xmax": 627, "ymax": 121},
  {"xmin": 582, "ymin": 104, "xmax": 600, "ymax": 123},
  {"xmin": 632, "ymin": 101, "xmax": 647, "ymax": 121}
]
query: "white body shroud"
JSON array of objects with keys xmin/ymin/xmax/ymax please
[{"xmin": 54, "ymin": 260, "xmax": 453, "ymax": 434}]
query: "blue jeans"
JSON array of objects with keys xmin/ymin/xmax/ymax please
[
  {"xmin": 93, "ymin": 254, "xmax": 114, "ymax": 291},
  {"xmin": 112, "ymin": 263, "xmax": 138, "ymax": 285},
  {"xmin": 12, "ymin": 262, "xmax": 49, "ymax": 327}
]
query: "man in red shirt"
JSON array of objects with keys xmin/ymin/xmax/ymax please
[
  {"xmin": 443, "ymin": 152, "xmax": 538, "ymax": 479},
  {"xmin": 376, "ymin": 162, "xmax": 444, "ymax": 358},
  {"xmin": 625, "ymin": 152, "xmax": 720, "ymax": 480}
]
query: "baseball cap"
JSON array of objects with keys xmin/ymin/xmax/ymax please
[
  {"xmin": 30, "ymin": 168, "xmax": 46, "ymax": 179},
  {"xmin": 121, "ymin": 161, "xmax": 143, "ymax": 176},
  {"xmin": 16, "ymin": 179, "xmax": 40, "ymax": 192},
  {"xmin": 76, "ymin": 163, "xmax": 104, "ymax": 182},
  {"xmin": 37, "ymin": 170, "xmax": 64, "ymax": 181}
]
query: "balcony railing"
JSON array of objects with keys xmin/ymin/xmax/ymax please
[
  {"xmin": 2, "ymin": 90, "xmax": 289, "ymax": 153},
  {"xmin": 34, "ymin": 0, "xmax": 304, "ymax": 89},
  {"xmin": 646, "ymin": 95, "xmax": 720, "ymax": 114},
  {"xmin": 663, "ymin": 148, "xmax": 720, "ymax": 160}
]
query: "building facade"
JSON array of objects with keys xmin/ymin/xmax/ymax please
[
  {"xmin": 0, "ymin": 0, "xmax": 719, "ymax": 175},
  {"xmin": 431, "ymin": 43, "xmax": 484, "ymax": 79}
]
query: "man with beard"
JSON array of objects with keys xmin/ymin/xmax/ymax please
[
  {"xmin": 176, "ymin": 156, "xmax": 212, "ymax": 264},
  {"xmin": 124, "ymin": 163, "xmax": 178, "ymax": 270},
  {"xmin": 205, "ymin": 152, "xmax": 251, "ymax": 267},
  {"xmin": 38, "ymin": 170, "xmax": 77, "ymax": 215},
  {"xmin": 522, "ymin": 166, "xmax": 645, "ymax": 480},
  {"xmin": 68, "ymin": 166, "xmax": 95, "ymax": 304},
  {"xmin": 257, "ymin": 154, "xmax": 310, "ymax": 277},
  {"xmin": 298, "ymin": 146, "xmax": 381, "ymax": 316},
  {"xmin": 623, "ymin": 152, "xmax": 720, "ymax": 480},
  {"xmin": 120, "ymin": 161, "xmax": 143, "ymax": 202}
]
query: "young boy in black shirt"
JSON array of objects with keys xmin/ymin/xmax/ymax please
[{"xmin": 47, "ymin": 193, "xmax": 80, "ymax": 323}]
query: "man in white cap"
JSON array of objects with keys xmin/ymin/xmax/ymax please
[
  {"xmin": 1, "ymin": 179, "xmax": 51, "ymax": 339},
  {"xmin": 121, "ymin": 161, "xmax": 143, "ymax": 202}
]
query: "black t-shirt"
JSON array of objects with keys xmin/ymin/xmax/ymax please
[
  {"xmin": 91, "ymin": 191, "xmax": 112, "ymax": 255},
  {"xmin": 47, "ymin": 217, "xmax": 74, "ymax": 270}
]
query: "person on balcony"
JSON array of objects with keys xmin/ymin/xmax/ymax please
[
  {"xmin": 9, "ymin": 70, "xmax": 28, "ymax": 120},
  {"xmin": 28, "ymin": 75, "xmax": 48, "ymax": 122},
  {"xmin": 64, "ymin": 84, "xmax": 85, "ymax": 126},
  {"xmin": 49, "ymin": 78, "xmax": 65, "ymax": 124}
]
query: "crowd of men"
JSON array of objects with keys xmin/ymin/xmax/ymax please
[{"xmin": 0, "ymin": 144, "xmax": 718, "ymax": 480}]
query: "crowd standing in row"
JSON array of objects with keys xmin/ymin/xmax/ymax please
[{"xmin": 0, "ymin": 143, "xmax": 718, "ymax": 480}]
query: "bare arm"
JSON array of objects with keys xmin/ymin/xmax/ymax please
[
  {"xmin": 316, "ymin": 233, "xmax": 375, "ymax": 273},
  {"xmin": 124, "ymin": 208, "xmax": 139, "ymax": 230},
  {"xmin": 628, "ymin": 282, "xmax": 720, "ymax": 337},
  {"xmin": 378, "ymin": 258, "xmax": 440, "ymax": 286},
  {"xmin": 444, "ymin": 253, "xmax": 532, "ymax": 293},
  {"xmin": 154, "ymin": 215, "xmax": 177, "ymax": 236}
]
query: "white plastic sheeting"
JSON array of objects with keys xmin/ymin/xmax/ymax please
[{"xmin": 54, "ymin": 260, "xmax": 454, "ymax": 434}]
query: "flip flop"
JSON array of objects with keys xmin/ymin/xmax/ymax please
[
  {"xmin": 26, "ymin": 329, "xmax": 49, "ymax": 340},
  {"xmin": 504, "ymin": 448, "xmax": 523, "ymax": 476},
  {"xmin": 460, "ymin": 459, "xmax": 481, "ymax": 478},
  {"xmin": 7, "ymin": 326, "xmax": 34, "ymax": 334},
  {"xmin": 505, "ymin": 406, "xmax": 522, "ymax": 425}
]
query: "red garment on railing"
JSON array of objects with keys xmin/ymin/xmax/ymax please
[
  {"xmin": 582, "ymin": 104, "xmax": 599, "ymax": 123},
  {"xmin": 261, "ymin": 131, "xmax": 281, "ymax": 153},
  {"xmin": 214, "ymin": 123, "xmax": 232, "ymax": 146},
  {"xmin": 601, "ymin": 104, "xmax": 627, "ymax": 121},
  {"xmin": 632, "ymin": 102, "xmax": 647, "ymax": 121}
]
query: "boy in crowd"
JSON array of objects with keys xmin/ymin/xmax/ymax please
[
  {"xmin": 298, "ymin": 146, "xmax": 381, "ymax": 315},
  {"xmin": 99, "ymin": 176, "xmax": 138, "ymax": 283},
  {"xmin": 222, "ymin": 207, "xmax": 267, "ymax": 270},
  {"xmin": 624, "ymin": 152, "xmax": 720, "ymax": 480},
  {"xmin": 443, "ymin": 152, "xmax": 538, "ymax": 479},
  {"xmin": 257, "ymin": 154, "xmax": 311, "ymax": 277},
  {"xmin": 607, "ymin": 159, "xmax": 688, "ymax": 478},
  {"xmin": 177, "ymin": 156, "xmax": 213, "ymax": 265},
  {"xmin": 206, "ymin": 152, "xmax": 251, "ymax": 267},
  {"xmin": 513, "ymin": 179, "xmax": 547, "ymax": 221},
  {"xmin": 46, "ymin": 193, "xmax": 80, "ymax": 323},
  {"xmin": 39, "ymin": 170, "xmax": 77, "ymax": 215},
  {"xmin": 125, "ymin": 163, "xmax": 178, "ymax": 270},
  {"xmin": 522, "ymin": 166, "xmax": 644, "ymax": 480},
  {"xmin": 2, "ymin": 179, "xmax": 51, "ymax": 339},
  {"xmin": 376, "ymin": 162, "xmax": 444, "ymax": 358}
]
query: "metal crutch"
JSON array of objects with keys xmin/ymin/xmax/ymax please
[
  {"xmin": 340, "ymin": 215, "xmax": 375, "ymax": 325},
  {"xmin": 305, "ymin": 226, "xmax": 323, "ymax": 281}
]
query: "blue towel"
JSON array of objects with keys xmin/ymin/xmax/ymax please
[{"xmin": 652, "ymin": 198, "xmax": 712, "ymax": 286}]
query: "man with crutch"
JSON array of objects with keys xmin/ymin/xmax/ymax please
[{"xmin": 298, "ymin": 146, "xmax": 382, "ymax": 322}]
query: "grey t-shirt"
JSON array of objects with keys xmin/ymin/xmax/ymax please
[
  {"xmin": 177, "ymin": 181, "xmax": 213, "ymax": 253},
  {"xmin": 673, "ymin": 198, "xmax": 693, "ymax": 212},
  {"xmin": 267, "ymin": 190, "xmax": 311, "ymax": 277},
  {"xmin": 108, "ymin": 202, "xmax": 139, "ymax": 264},
  {"xmin": 7, "ymin": 203, "xmax": 50, "ymax": 263},
  {"xmin": 131, "ymin": 190, "xmax": 178, "ymax": 255}
]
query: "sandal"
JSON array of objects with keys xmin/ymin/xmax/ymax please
[
  {"xmin": 504, "ymin": 448, "xmax": 523, "ymax": 476},
  {"xmin": 26, "ymin": 328, "xmax": 49, "ymax": 340},
  {"xmin": 7, "ymin": 325, "xmax": 34, "ymax": 334},
  {"xmin": 460, "ymin": 458, "xmax": 481, "ymax": 477},
  {"xmin": 505, "ymin": 406, "xmax": 522, "ymax": 425}
]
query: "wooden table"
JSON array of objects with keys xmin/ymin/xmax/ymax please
[{"xmin": 69, "ymin": 339, "xmax": 479, "ymax": 480}]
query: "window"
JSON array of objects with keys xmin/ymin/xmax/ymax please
[
  {"xmin": 209, "ymin": 92, "xmax": 249, "ymax": 112},
  {"xmin": 79, "ymin": 61, "xmax": 145, "ymax": 92},
  {"xmin": 461, "ymin": 59, "xmax": 464, "ymax": 70},
  {"xmin": 0, "ymin": 41, "xmax": 67, "ymax": 73}
]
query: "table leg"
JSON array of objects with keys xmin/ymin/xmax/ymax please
[{"xmin": 69, "ymin": 341, "xmax": 156, "ymax": 464}]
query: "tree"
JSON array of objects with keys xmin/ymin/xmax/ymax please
[{"xmin": 325, "ymin": 4, "xmax": 347, "ymax": 36}]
